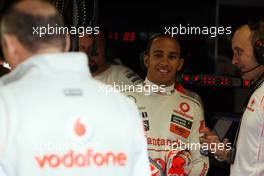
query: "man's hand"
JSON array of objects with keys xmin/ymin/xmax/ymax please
[
  {"xmin": 200, "ymin": 127, "xmax": 230, "ymax": 161},
  {"xmin": 200, "ymin": 127, "xmax": 220, "ymax": 150}
]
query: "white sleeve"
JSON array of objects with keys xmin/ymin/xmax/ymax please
[
  {"xmin": 111, "ymin": 65, "xmax": 143, "ymax": 86},
  {"xmin": 0, "ymin": 95, "xmax": 8, "ymax": 157},
  {"xmin": 0, "ymin": 166, "xmax": 6, "ymax": 176},
  {"xmin": 126, "ymin": 99, "xmax": 151, "ymax": 176},
  {"xmin": 189, "ymin": 103, "xmax": 209, "ymax": 176},
  {"xmin": 0, "ymin": 94, "xmax": 8, "ymax": 176}
]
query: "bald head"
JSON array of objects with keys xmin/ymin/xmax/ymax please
[
  {"xmin": 232, "ymin": 24, "xmax": 264, "ymax": 80},
  {"xmin": 0, "ymin": 0, "xmax": 70, "ymax": 68},
  {"xmin": 1, "ymin": 0, "xmax": 67, "ymax": 53},
  {"xmin": 232, "ymin": 25, "xmax": 252, "ymax": 48},
  {"xmin": 14, "ymin": 0, "xmax": 57, "ymax": 16}
]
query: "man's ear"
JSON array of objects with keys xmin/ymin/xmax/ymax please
[
  {"xmin": 177, "ymin": 58, "xmax": 184, "ymax": 71},
  {"xmin": 144, "ymin": 54, "xmax": 150, "ymax": 68},
  {"xmin": 3, "ymin": 34, "xmax": 17, "ymax": 56},
  {"xmin": 2, "ymin": 34, "xmax": 27, "ymax": 68},
  {"xmin": 64, "ymin": 34, "xmax": 70, "ymax": 52}
]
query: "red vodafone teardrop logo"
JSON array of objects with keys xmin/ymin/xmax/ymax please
[
  {"xmin": 74, "ymin": 118, "xmax": 86, "ymax": 136},
  {"xmin": 180, "ymin": 102, "xmax": 190, "ymax": 113}
]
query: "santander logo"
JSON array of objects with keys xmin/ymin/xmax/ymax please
[{"xmin": 35, "ymin": 117, "xmax": 128, "ymax": 169}]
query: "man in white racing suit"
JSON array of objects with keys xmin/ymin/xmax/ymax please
[
  {"xmin": 124, "ymin": 34, "xmax": 209, "ymax": 176},
  {"xmin": 0, "ymin": 1, "xmax": 150, "ymax": 176},
  {"xmin": 79, "ymin": 33, "xmax": 143, "ymax": 86}
]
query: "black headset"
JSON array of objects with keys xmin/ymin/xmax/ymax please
[{"xmin": 249, "ymin": 21, "xmax": 264, "ymax": 65}]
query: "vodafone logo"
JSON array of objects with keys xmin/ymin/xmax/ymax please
[
  {"xmin": 35, "ymin": 149, "xmax": 127, "ymax": 168},
  {"xmin": 70, "ymin": 116, "xmax": 93, "ymax": 142},
  {"xmin": 179, "ymin": 102, "xmax": 190, "ymax": 113},
  {"xmin": 34, "ymin": 116, "xmax": 128, "ymax": 169},
  {"xmin": 74, "ymin": 118, "xmax": 86, "ymax": 136}
]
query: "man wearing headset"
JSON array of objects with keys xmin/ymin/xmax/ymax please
[{"xmin": 201, "ymin": 21, "xmax": 264, "ymax": 176}]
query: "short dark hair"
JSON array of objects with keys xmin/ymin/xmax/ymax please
[
  {"xmin": 0, "ymin": 2, "xmax": 66, "ymax": 52},
  {"xmin": 145, "ymin": 33, "xmax": 181, "ymax": 55}
]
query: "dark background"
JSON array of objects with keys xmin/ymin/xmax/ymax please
[{"xmin": 0, "ymin": 0, "xmax": 264, "ymax": 175}]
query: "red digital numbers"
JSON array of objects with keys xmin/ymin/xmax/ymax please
[
  {"xmin": 108, "ymin": 32, "xmax": 119, "ymax": 40},
  {"xmin": 109, "ymin": 32, "xmax": 136, "ymax": 42},
  {"xmin": 123, "ymin": 32, "xmax": 135, "ymax": 42}
]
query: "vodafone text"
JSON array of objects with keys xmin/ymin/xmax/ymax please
[{"xmin": 35, "ymin": 149, "xmax": 127, "ymax": 168}]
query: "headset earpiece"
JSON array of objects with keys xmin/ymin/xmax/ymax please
[
  {"xmin": 254, "ymin": 39, "xmax": 264, "ymax": 65},
  {"xmin": 249, "ymin": 21, "xmax": 264, "ymax": 65}
]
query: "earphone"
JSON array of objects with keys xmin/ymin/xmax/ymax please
[{"xmin": 249, "ymin": 21, "xmax": 264, "ymax": 65}]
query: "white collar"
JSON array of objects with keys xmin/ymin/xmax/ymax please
[
  {"xmin": 144, "ymin": 78, "xmax": 175, "ymax": 96},
  {"xmin": 1, "ymin": 52, "xmax": 91, "ymax": 85}
]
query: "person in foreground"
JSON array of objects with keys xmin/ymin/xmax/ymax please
[{"xmin": 0, "ymin": 1, "xmax": 150, "ymax": 175}]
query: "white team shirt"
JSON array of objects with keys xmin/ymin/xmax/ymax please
[
  {"xmin": 231, "ymin": 82, "xmax": 264, "ymax": 176},
  {"xmin": 94, "ymin": 64, "xmax": 143, "ymax": 86},
  {"xmin": 124, "ymin": 79, "xmax": 209, "ymax": 176},
  {"xmin": 0, "ymin": 52, "xmax": 150, "ymax": 176}
]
